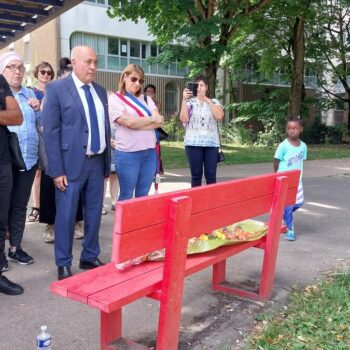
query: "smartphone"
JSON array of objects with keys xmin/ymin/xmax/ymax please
[{"xmin": 186, "ymin": 82, "xmax": 198, "ymax": 97}]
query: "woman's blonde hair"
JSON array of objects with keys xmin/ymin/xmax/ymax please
[{"xmin": 118, "ymin": 64, "xmax": 145, "ymax": 97}]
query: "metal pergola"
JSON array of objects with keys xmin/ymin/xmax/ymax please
[{"xmin": 0, "ymin": 0, "xmax": 83, "ymax": 50}]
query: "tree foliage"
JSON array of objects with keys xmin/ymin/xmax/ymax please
[
  {"xmin": 108, "ymin": 0, "xmax": 270, "ymax": 95},
  {"xmin": 224, "ymin": 0, "xmax": 321, "ymax": 116},
  {"xmin": 310, "ymin": 0, "xmax": 350, "ymax": 129}
]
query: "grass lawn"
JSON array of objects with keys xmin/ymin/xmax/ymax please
[
  {"xmin": 161, "ymin": 142, "xmax": 350, "ymax": 169},
  {"xmin": 246, "ymin": 270, "xmax": 350, "ymax": 350}
]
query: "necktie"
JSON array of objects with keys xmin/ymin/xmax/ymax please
[{"xmin": 82, "ymin": 84, "xmax": 100, "ymax": 153}]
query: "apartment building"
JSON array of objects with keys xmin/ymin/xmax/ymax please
[{"xmin": 1, "ymin": 0, "xmax": 188, "ymax": 117}]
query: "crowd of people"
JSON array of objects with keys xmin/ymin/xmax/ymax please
[
  {"xmin": 0, "ymin": 44, "xmax": 306, "ymax": 297},
  {"xmin": 0, "ymin": 46, "xmax": 166, "ymax": 295}
]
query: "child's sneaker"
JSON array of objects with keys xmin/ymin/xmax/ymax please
[{"xmin": 285, "ymin": 227, "xmax": 296, "ymax": 241}]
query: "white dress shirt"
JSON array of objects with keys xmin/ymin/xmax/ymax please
[{"xmin": 71, "ymin": 72, "xmax": 106, "ymax": 155}]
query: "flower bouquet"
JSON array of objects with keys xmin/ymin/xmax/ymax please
[
  {"xmin": 147, "ymin": 219, "xmax": 267, "ymax": 262},
  {"xmin": 116, "ymin": 220, "xmax": 268, "ymax": 269}
]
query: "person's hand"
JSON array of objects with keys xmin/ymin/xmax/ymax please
[
  {"xmin": 27, "ymin": 98, "xmax": 41, "ymax": 111},
  {"xmin": 152, "ymin": 114, "xmax": 164, "ymax": 124},
  {"xmin": 54, "ymin": 175, "xmax": 68, "ymax": 191},
  {"xmin": 110, "ymin": 138, "xmax": 116, "ymax": 148},
  {"xmin": 183, "ymin": 88, "xmax": 193, "ymax": 101}
]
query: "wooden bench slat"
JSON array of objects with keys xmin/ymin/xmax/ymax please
[
  {"xmin": 88, "ymin": 238, "xmax": 266, "ymax": 313},
  {"xmin": 184, "ymin": 238, "xmax": 265, "ymax": 276},
  {"xmin": 88, "ymin": 267, "xmax": 164, "ymax": 313},
  {"xmin": 50, "ymin": 264, "xmax": 118, "ymax": 299},
  {"xmin": 114, "ymin": 171, "xmax": 299, "ymax": 234},
  {"xmin": 114, "ymin": 189, "xmax": 296, "ymax": 263},
  {"xmin": 50, "ymin": 262, "xmax": 163, "ymax": 304}
]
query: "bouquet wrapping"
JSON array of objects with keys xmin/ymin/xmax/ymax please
[{"xmin": 116, "ymin": 220, "xmax": 268, "ymax": 269}]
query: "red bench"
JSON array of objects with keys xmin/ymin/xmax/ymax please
[{"xmin": 51, "ymin": 170, "xmax": 300, "ymax": 350}]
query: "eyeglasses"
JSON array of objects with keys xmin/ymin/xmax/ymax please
[
  {"xmin": 5, "ymin": 65, "xmax": 25, "ymax": 73},
  {"xmin": 129, "ymin": 76, "xmax": 144, "ymax": 85},
  {"xmin": 39, "ymin": 70, "xmax": 52, "ymax": 76}
]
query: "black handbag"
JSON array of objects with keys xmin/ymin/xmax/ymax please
[
  {"xmin": 216, "ymin": 122, "xmax": 225, "ymax": 164},
  {"xmin": 156, "ymin": 127, "xmax": 169, "ymax": 142},
  {"xmin": 6, "ymin": 128, "xmax": 26, "ymax": 170},
  {"xmin": 217, "ymin": 149, "xmax": 225, "ymax": 163},
  {"xmin": 143, "ymin": 96, "xmax": 169, "ymax": 142}
]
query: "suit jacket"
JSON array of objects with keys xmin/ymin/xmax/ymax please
[{"xmin": 43, "ymin": 74, "xmax": 111, "ymax": 181}]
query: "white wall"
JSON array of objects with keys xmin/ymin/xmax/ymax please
[{"xmin": 60, "ymin": 2, "xmax": 154, "ymax": 57}]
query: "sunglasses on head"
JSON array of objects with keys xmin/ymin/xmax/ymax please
[
  {"xmin": 129, "ymin": 76, "xmax": 144, "ymax": 84},
  {"xmin": 39, "ymin": 70, "xmax": 52, "ymax": 76}
]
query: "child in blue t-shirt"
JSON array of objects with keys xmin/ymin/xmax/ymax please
[{"xmin": 274, "ymin": 117, "xmax": 307, "ymax": 241}]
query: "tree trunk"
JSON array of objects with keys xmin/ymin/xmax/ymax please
[
  {"xmin": 288, "ymin": 16, "xmax": 305, "ymax": 118},
  {"xmin": 204, "ymin": 61, "xmax": 218, "ymax": 98},
  {"xmin": 346, "ymin": 90, "xmax": 350, "ymax": 131}
]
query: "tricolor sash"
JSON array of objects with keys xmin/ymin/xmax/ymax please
[
  {"xmin": 115, "ymin": 91, "xmax": 151, "ymax": 117},
  {"xmin": 115, "ymin": 90, "xmax": 161, "ymax": 146}
]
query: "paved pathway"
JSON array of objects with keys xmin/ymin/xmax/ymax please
[{"xmin": 1, "ymin": 158, "xmax": 350, "ymax": 349}]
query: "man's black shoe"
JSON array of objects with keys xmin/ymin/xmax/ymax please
[
  {"xmin": 58, "ymin": 266, "xmax": 72, "ymax": 280},
  {"xmin": 79, "ymin": 258, "xmax": 104, "ymax": 270},
  {"xmin": 0, "ymin": 275, "xmax": 24, "ymax": 295}
]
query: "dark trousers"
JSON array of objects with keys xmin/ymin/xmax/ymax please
[
  {"xmin": 185, "ymin": 146, "xmax": 218, "ymax": 187},
  {"xmin": 8, "ymin": 165, "xmax": 37, "ymax": 248},
  {"xmin": 54, "ymin": 155, "xmax": 104, "ymax": 267},
  {"xmin": 39, "ymin": 172, "xmax": 83, "ymax": 225},
  {"xmin": 0, "ymin": 163, "xmax": 12, "ymax": 271}
]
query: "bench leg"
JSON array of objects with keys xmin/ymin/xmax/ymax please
[
  {"xmin": 100, "ymin": 309, "xmax": 122, "ymax": 350},
  {"xmin": 259, "ymin": 242, "xmax": 279, "ymax": 300},
  {"xmin": 212, "ymin": 259, "xmax": 262, "ymax": 300},
  {"xmin": 259, "ymin": 175, "xmax": 289, "ymax": 300},
  {"xmin": 212, "ymin": 260, "xmax": 226, "ymax": 289},
  {"xmin": 156, "ymin": 196, "xmax": 192, "ymax": 350}
]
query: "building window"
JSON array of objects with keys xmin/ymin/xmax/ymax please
[
  {"xmin": 70, "ymin": 32, "xmax": 188, "ymax": 77},
  {"xmin": 85, "ymin": 0, "xmax": 108, "ymax": 5},
  {"xmin": 70, "ymin": 32, "xmax": 106, "ymax": 69},
  {"xmin": 108, "ymin": 37, "xmax": 118, "ymax": 55},
  {"xmin": 164, "ymin": 82, "xmax": 178, "ymax": 116}
]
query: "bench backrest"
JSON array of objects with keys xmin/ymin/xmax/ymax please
[{"xmin": 112, "ymin": 170, "xmax": 300, "ymax": 263}]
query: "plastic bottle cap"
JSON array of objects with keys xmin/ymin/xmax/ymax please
[{"xmin": 41, "ymin": 326, "xmax": 47, "ymax": 331}]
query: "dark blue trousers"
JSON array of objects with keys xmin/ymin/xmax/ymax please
[
  {"xmin": 185, "ymin": 146, "xmax": 218, "ymax": 187},
  {"xmin": 54, "ymin": 155, "xmax": 104, "ymax": 267}
]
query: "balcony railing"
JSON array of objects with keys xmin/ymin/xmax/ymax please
[{"xmin": 241, "ymin": 69, "xmax": 318, "ymax": 89}]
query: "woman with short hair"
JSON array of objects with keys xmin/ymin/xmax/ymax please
[{"xmin": 27, "ymin": 61, "xmax": 55, "ymax": 223}]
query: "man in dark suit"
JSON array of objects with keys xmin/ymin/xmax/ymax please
[{"xmin": 43, "ymin": 46, "xmax": 110, "ymax": 280}]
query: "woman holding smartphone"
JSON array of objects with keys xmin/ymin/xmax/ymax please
[{"xmin": 180, "ymin": 75, "xmax": 224, "ymax": 187}]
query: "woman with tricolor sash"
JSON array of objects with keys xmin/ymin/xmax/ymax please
[{"xmin": 108, "ymin": 64, "xmax": 164, "ymax": 201}]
